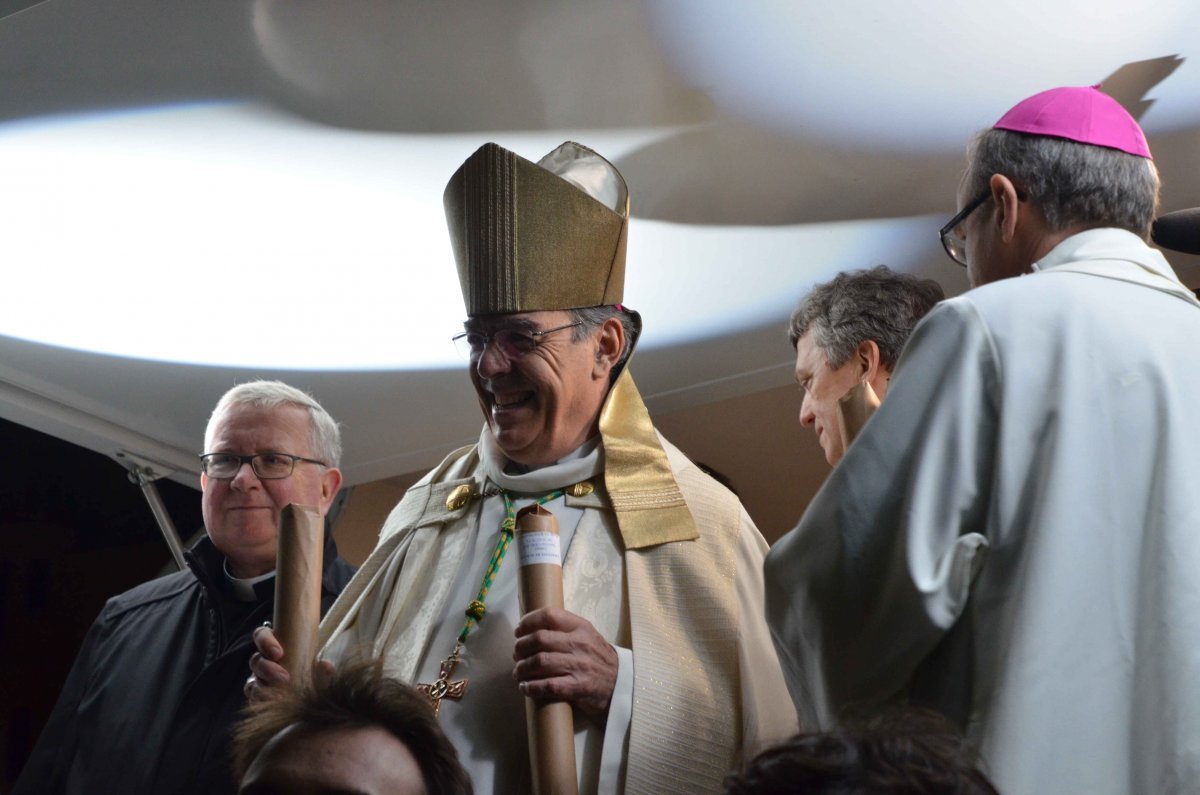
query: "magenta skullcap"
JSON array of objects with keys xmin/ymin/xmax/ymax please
[{"xmin": 993, "ymin": 85, "xmax": 1152, "ymax": 159}]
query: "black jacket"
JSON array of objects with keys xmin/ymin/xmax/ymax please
[{"xmin": 14, "ymin": 531, "xmax": 356, "ymax": 794}]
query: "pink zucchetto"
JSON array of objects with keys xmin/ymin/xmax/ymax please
[{"xmin": 993, "ymin": 85, "xmax": 1152, "ymax": 159}]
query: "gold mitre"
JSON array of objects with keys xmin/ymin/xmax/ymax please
[{"xmin": 443, "ymin": 141, "xmax": 629, "ymax": 316}]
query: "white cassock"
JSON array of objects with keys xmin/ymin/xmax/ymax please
[
  {"xmin": 765, "ymin": 228, "xmax": 1200, "ymax": 795},
  {"xmin": 322, "ymin": 423, "xmax": 797, "ymax": 794}
]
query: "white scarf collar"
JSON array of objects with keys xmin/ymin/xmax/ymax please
[{"xmin": 477, "ymin": 426, "xmax": 603, "ymax": 495}]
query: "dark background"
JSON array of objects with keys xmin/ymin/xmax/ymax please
[{"xmin": 0, "ymin": 416, "xmax": 204, "ymax": 789}]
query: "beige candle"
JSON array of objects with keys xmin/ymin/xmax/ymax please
[
  {"xmin": 273, "ymin": 503, "xmax": 324, "ymax": 688},
  {"xmin": 516, "ymin": 504, "xmax": 579, "ymax": 795}
]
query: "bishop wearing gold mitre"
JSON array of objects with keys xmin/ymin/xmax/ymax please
[{"xmin": 316, "ymin": 141, "xmax": 797, "ymax": 793}]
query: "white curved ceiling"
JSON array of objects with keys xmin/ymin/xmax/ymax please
[{"xmin": 0, "ymin": 0, "xmax": 1197, "ymax": 492}]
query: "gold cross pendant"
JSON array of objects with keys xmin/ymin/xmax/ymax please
[{"xmin": 416, "ymin": 643, "xmax": 468, "ymax": 717}]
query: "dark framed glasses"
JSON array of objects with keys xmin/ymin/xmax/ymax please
[
  {"xmin": 199, "ymin": 452, "xmax": 327, "ymax": 480},
  {"xmin": 451, "ymin": 321, "xmax": 583, "ymax": 360},
  {"xmin": 938, "ymin": 190, "xmax": 991, "ymax": 267}
]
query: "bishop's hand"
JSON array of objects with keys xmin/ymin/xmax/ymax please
[{"xmin": 512, "ymin": 607, "xmax": 618, "ymax": 725}]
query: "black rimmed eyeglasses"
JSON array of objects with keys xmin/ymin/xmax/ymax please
[
  {"xmin": 938, "ymin": 190, "xmax": 991, "ymax": 267},
  {"xmin": 199, "ymin": 452, "xmax": 327, "ymax": 480},
  {"xmin": 451, "ymin": 321, "xmax": 583, "ymax": 360}
]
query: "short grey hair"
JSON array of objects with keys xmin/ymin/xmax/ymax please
[
  {"xmin": 569, "ymin": 305, "xmax": 641, "ymax": 373},
  {"xmin": 205, "ymin": 380, "xmax": 343, "ymax": 467},
  {"xmin": 788, "ymin": 265, "xmax": 944, "ymax": 370},
  {"xmin": 964, "ymin": 128, "xmax": 1160, "ymax": 239}
]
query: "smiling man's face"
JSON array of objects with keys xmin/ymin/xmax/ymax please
[
  {"xmin": 794, "ymin": 328, "xmax": 863, "ymax": 466},
  {"xmin": 201, "ymin": 403, "xmax": 339, "ymax": 577},
  {"xmin": 467, "ymin": 310, "xmax": 611, "ymax": 467}
]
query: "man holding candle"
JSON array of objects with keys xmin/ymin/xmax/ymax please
[
  {"xmin": 16, "ymin": 381, "xmax": 356, "ymax": 794},
  {"xmin": 252, "ymin": 142, "xmax": 797, "ymax": 793}
]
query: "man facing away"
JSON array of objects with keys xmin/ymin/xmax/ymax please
[
  {"xmin": 765, "ymin": 86, "xmax": 1200, "ymax": 794},
  {"xmin": 789, "ymin": 265, "xmax": 943, "ymax": 467},
  {"xmin": 252, "ymin": 141, "xmax": 797, "ymax": 793},
  {"xmin": 15, "ymin": 380, "xmax": 356, "ymax": 794}
]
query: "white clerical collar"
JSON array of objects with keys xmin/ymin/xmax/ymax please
[
  {"xmin": 1032, "ymin": 228, "xmax": 1199, "ymax": 307},
  {"xmin": 478, "ymin": 428, "xmax": 603, "ymax": 494},
  {"xmin": 224, "ymin": 561, "xmax": 276, "ymax": 602}
]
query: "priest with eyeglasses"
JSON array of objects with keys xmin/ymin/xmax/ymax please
[
  {"xmin": 766, "ymin": 86, "xmax": 1200, "ymax": 795},
  {"xmin": 250, "ymin": 141, "xmax": 797, "ymax": 794},
  {"xmin": 15, "ymin": 381, "xmax": 356, "ymax": 794}
]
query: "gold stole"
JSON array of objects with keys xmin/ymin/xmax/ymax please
[{"xmin": 599, "ymin": 368, "xmax": 698, "ymax": 549}]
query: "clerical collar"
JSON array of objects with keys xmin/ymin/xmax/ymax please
[
  {"xmin": 479, "ymin": 429, "xmax": 602, "ymax": 494},
  {"xmin": 1032, "ymin": 228, "xmax": 1200, "ymax": 307},
  {"xmin": 223, "ymin": 561, "xmax": 276, "ymax": 602}
]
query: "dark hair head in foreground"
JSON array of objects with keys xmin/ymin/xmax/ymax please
[
  {"xmin": 234, "ymin": 658, "xmax": 473, "ymax": 795},
  {"xmin": 725, "ymin": 708, "xmax": 999, "ymax": 795}
]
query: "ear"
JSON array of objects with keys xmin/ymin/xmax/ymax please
[
  {"xmin": 592, "ymin": 317, "xmax": 625, "ymax": 379},
  {"xmin": 854, "ymin": 339, "xmax": 882, "ymax": 381},
  {"xmin": 856, "ymin": 339, "xmax": 895, "ymax": 399},
  {"xmin": 319, "ymin": 467, "xmax": 344, "ymax": 514},
  {"xmin": 989, "ymin": 173, "xmax": 1023, "ymax": 243}
]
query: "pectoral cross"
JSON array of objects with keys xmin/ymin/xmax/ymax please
[{"xmin": 416, "ymin": 643, "xmax": 468, "ymax": 716}]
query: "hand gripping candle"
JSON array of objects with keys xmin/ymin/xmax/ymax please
[
  {"xmin": 273, "ymin": 504, "xmax": 324, "ymax": 688},
  {"xmin": 515, "ymin": 503, "xmax": 579, "ymax": 795}
]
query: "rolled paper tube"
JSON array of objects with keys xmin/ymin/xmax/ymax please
[
  {"xmin": 515, "ymin": 504, "xmax": 579, "ymax": 795},
  {"xmin": 835, "ymin": 380, "xmax": 882, "ymax": 455},
  {"xmin": 273, "ymin": 504, "xmax": 325, "ymax": 688}
]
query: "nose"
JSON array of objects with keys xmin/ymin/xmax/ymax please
[
  {"xmin": 798, "ymin": 392, "xmax": 816, "ymax": 428},
  {"xmin": 474, "ymin": 340, "xmax": 512, "ymax": 380},
  {"xmin": 230, "ymin": 460, "xmax": 262, "ymax": 491}
]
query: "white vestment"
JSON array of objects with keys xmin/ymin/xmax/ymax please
[
  {"xmin": 323, "ymin": 427, "xmax": 797, "ymax": 794},
  {"xmin": 765, "ymin": 229, "xmax": 1200, "ymax": 795}
]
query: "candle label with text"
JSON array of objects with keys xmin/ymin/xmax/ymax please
[{"xmin": 518, "ymin": 531, "xmax": 562, "ymax": 566}]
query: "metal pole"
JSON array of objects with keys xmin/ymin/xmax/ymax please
[
  {"xmin": 111, "ymin": 448, "xmax": 191, "ymax": 572},
  {"xmin": 129, "ymin": 468, "xmax": 188, "ymax": 571}
]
